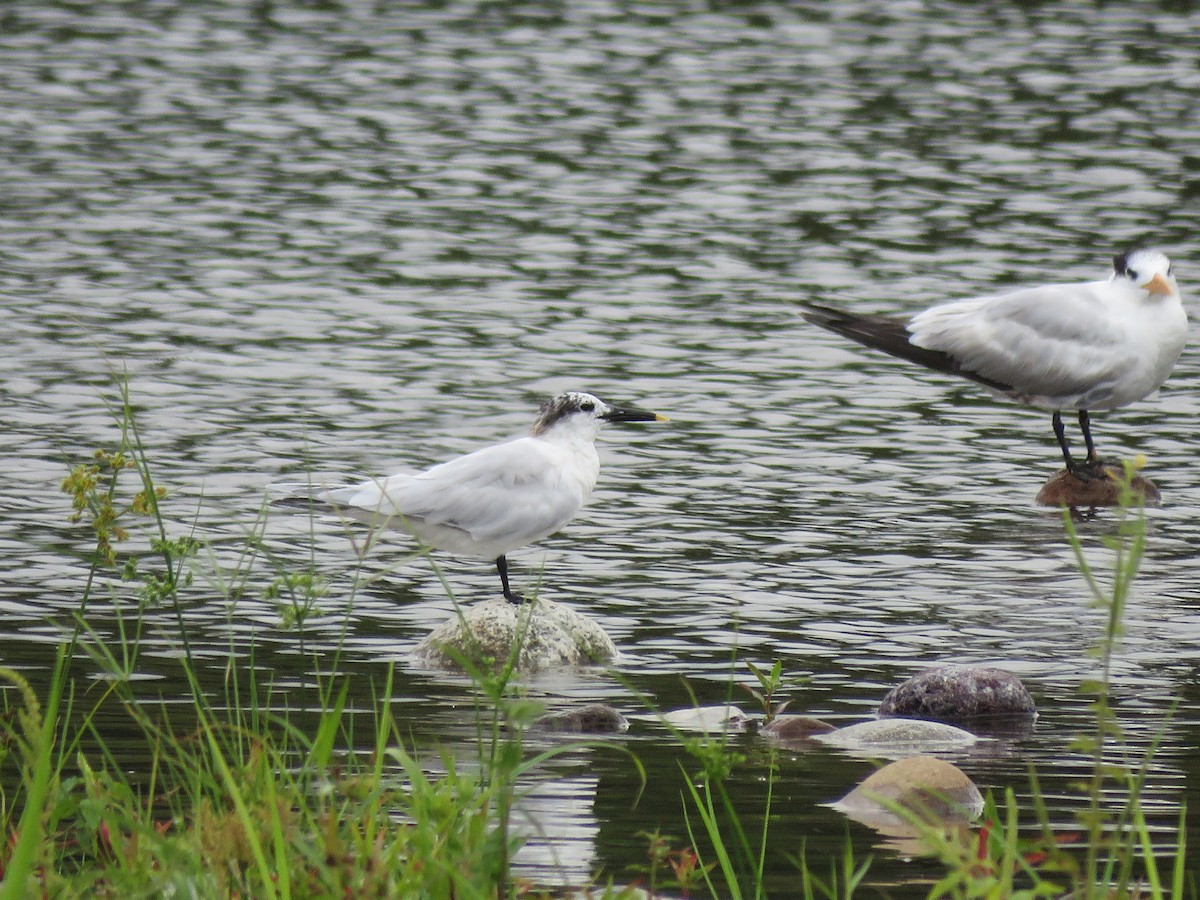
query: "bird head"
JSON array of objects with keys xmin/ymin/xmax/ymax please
[
  {"xmin": 1112, "ymin": 248, "xmax": 1178, "ymax": 299},
  {"xmin": 531, "ymin": 391, "xmax": 668, "ymax": 439}
]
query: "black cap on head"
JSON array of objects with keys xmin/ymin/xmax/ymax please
[
  {"xmin": 1112, "ymin": 247, "xmax": 1145, "ymax": 277},
  {"xmin": 531, "ymin": 392, "xmax": 600, "ymax": 436}
]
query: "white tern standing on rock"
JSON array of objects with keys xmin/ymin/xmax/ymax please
[
  {"xmin": 800, "ymin": 248, "xmax": 1186, "ymax": 478},
  {"xmin": 270, "ymin": 391, "xmax": 669, "ymax": 603}
]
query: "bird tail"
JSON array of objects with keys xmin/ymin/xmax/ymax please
[
  {"xmin": 266, "ymin": 481, "xmax": 344, "ymax": 510},
  {"xmin": 800, "ymin": 302, "xmax": 925, "ymax": 363},
  {"xmin": 799, "ymin": 301, "xmax": 1009, "ymax": 391}
]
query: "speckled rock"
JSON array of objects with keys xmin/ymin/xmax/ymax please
[
  {"xmin": 879, "ymin": 665, "xmax": 1036, "ymax": 726},
  {"xmin": 815, "ymin": 718, "xmax": 978, "ymax": 756},
  {"xmin": 1035, "ymin": 464, "xmax": 1160, "ymax": 508},
  {"xmin": 533, "ymin": 704, "xmax": 629, "ymax": 734},
  {"xmin": 833, "ymin": 755, "xmax": 984, "ymax": 826},
  {"xmin": 759, "ymin": 714, "xmax": 836, "ymax": 744},
  {"xmin": 660, "ymin": 705, "xmax": 750, "ymax": 734},
  {"xmin": 414, "ymin": 596, "xmax": 617, "ymax": 673}
]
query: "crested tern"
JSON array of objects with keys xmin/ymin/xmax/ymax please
[{"xmin": 800, "ymin": 248, "xmax": 1186, "ymax": 476}]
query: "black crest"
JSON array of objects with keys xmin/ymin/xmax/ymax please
[
  {"xmin": 1112, "ymin": 248, "xmax": 1141, "ymax": 277},
  {"xmin": 531, "ymin": 393, "xmax": 591, "ymax": 436}
]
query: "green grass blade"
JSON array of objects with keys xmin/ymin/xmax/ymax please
[
  {"xmin": 0, "ymin": 647, "xmax": 69, "ymax": 900},
  {"xmin": 680, "ymin": 766, "xmax": 743, "ymax": 900},
  {"xmin": 307, "ymin": 677, "xmax": 350, "ymax": 771},
  {"xmin": 200, "ymin": 718, "xmax": 280, "ymax": 900},
  {"xmin": 1171, "ymin": 802, "xmax": 1187, "ymax": 900}
]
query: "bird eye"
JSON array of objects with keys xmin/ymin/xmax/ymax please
[
  {"xmin": 1126, "ymin": 269, "xmax": 1139, "ymax": 281},
  {"xmin": 580, "ymin": 400, "xmax": 595, "ymax": 412}
]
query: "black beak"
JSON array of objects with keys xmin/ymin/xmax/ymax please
[{"xmin": 600, "ymin": 404, "xmax": 669, "ymax": 424}]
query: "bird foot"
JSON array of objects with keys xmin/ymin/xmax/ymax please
[
  {"xmin": 1066, "ymin": 457, "xmax": 1120, "ymax": 482},
  {"xmin": 1067, "ymin": 463, "xmax": 1104, "ymax": 482},
  {"xmin": 503, "ymin": 591, "xmax": 528, "ymax": 606}
]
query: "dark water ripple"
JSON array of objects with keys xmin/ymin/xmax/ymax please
[{"xmin": 2, "ymin": 1, "xmax": 1200, "ymax": 892}]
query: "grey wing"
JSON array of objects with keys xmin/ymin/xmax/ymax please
[{"xmin": 909, "ymin": 283, "xmax": 1130, "ymax": 401}]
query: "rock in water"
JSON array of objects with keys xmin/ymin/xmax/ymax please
[
  {"xmin": 660, "ymin": 705, "xmax": 750, "ymax": 734},
  {"xmin": 815, "ymin": 718, "xmax": 978, "ymax": 756},
  {"xmin": 760, "ymin": 714, "xmax": 836, "ymax": 744},
  {"xmin": 533, "ymin": 704, "xmax": 629, "ymax": 734},
  {"xmin": 1035, "ymin": 464, "xmax": 1160, "ymax": 508},
  {"xmin": 833, "ymin": 756, "xmax": 984, "ymax": 825},
  {"xmin": 879, "ymin": 665, "xmax": 1036, "ymax": 728},
  {"xmin": 415, "ymin": 596, "xmax": 617, "ymax": 673}
]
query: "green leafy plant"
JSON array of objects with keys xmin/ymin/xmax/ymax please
[{"xmin": 742, "ymin": 660, "xmax": 793, "ymax": 724}]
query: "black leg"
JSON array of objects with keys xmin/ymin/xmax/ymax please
[
  {"xmin": 1055, "ymin": 410, "xmax": 1104, "ymax": 480},
  {"xmin": 1078, "ymin": 410, "xmax": 1098, "ymax": 462},
  {"xmin": 1052, "ymin": 411, "xmax": 1075, "ymax": 471},
  {"xmin": 495, "ymin": 555, "xmax": 524, "ymax": 604}
]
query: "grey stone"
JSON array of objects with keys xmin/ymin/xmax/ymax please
[
  {"xmin": 815, "ymin": 718, "xmax": 978, "ymax": 755},
  {"xmin": 414, "ymin": 596, "xmax": 617, "ymax": 673},
  {"xmin": 533, "ymin": 704, "xmax": 629, "ymax": 734},
  {"xmin": 878, "ymin": 665, "xmax": 1036, "ymax": 728}
]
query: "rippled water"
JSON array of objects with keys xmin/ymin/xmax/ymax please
[{"xmin": 3, "ymin": 1, "xmax": 1200, "ymax": 893}]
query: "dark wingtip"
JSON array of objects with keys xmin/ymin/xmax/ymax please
[
  {"xmin": 797, "ymin": 301, "xmax": 851, "ymax": 328},
  {"xmin": 797, "ymin": 301, "xmax": 912, "ymax": 349},
  {"xmin": 797, "ymin": 300, "xmax": 1017, "ymax": 395}
]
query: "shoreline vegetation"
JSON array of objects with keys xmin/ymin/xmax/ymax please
[{"xmin": 0, "ymin": 375, "xmax": 1190, "ymax": 898}]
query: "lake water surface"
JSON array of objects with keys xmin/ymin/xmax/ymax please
[{"xmin": 3, "ymin": 1, "xmax": 1200, "ymax": 894}]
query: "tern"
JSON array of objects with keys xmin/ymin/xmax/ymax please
[
  {"xmin": 800, "ymin": 249, "xmax": 1187, "ymax": 476},
  {"xmin": 270, "ymin": 391, "xmax": 668, "ymax": 603}
]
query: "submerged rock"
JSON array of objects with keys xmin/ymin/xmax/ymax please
[
  {"xmin": 878, "ymin": 665, "xmax": 1036, "ymax": 729},
  {"xmin": 533, "ymin": 704, "xmax": 629, "ymax": 734},
  {"xmin": 815, "ymin": 718, "xmax": 978, "ymax": 756},
  {"xmin": 760, "ymin": 714, "xmax": 836, "ymax": 744},
  {"xmin": 660, "ymin": 705, "xmax": 750, "ymax": 734},
  {"xmin": 414, "ymin": 596, "xmax": 617, "ymax": 673},
  {"xmin": 1035, "ymin": 465, "xmax": 1160, "ymax": 508},
  {"xmin": 832, "ymin": 755, "xmax": 984, "ymax": 829}
]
